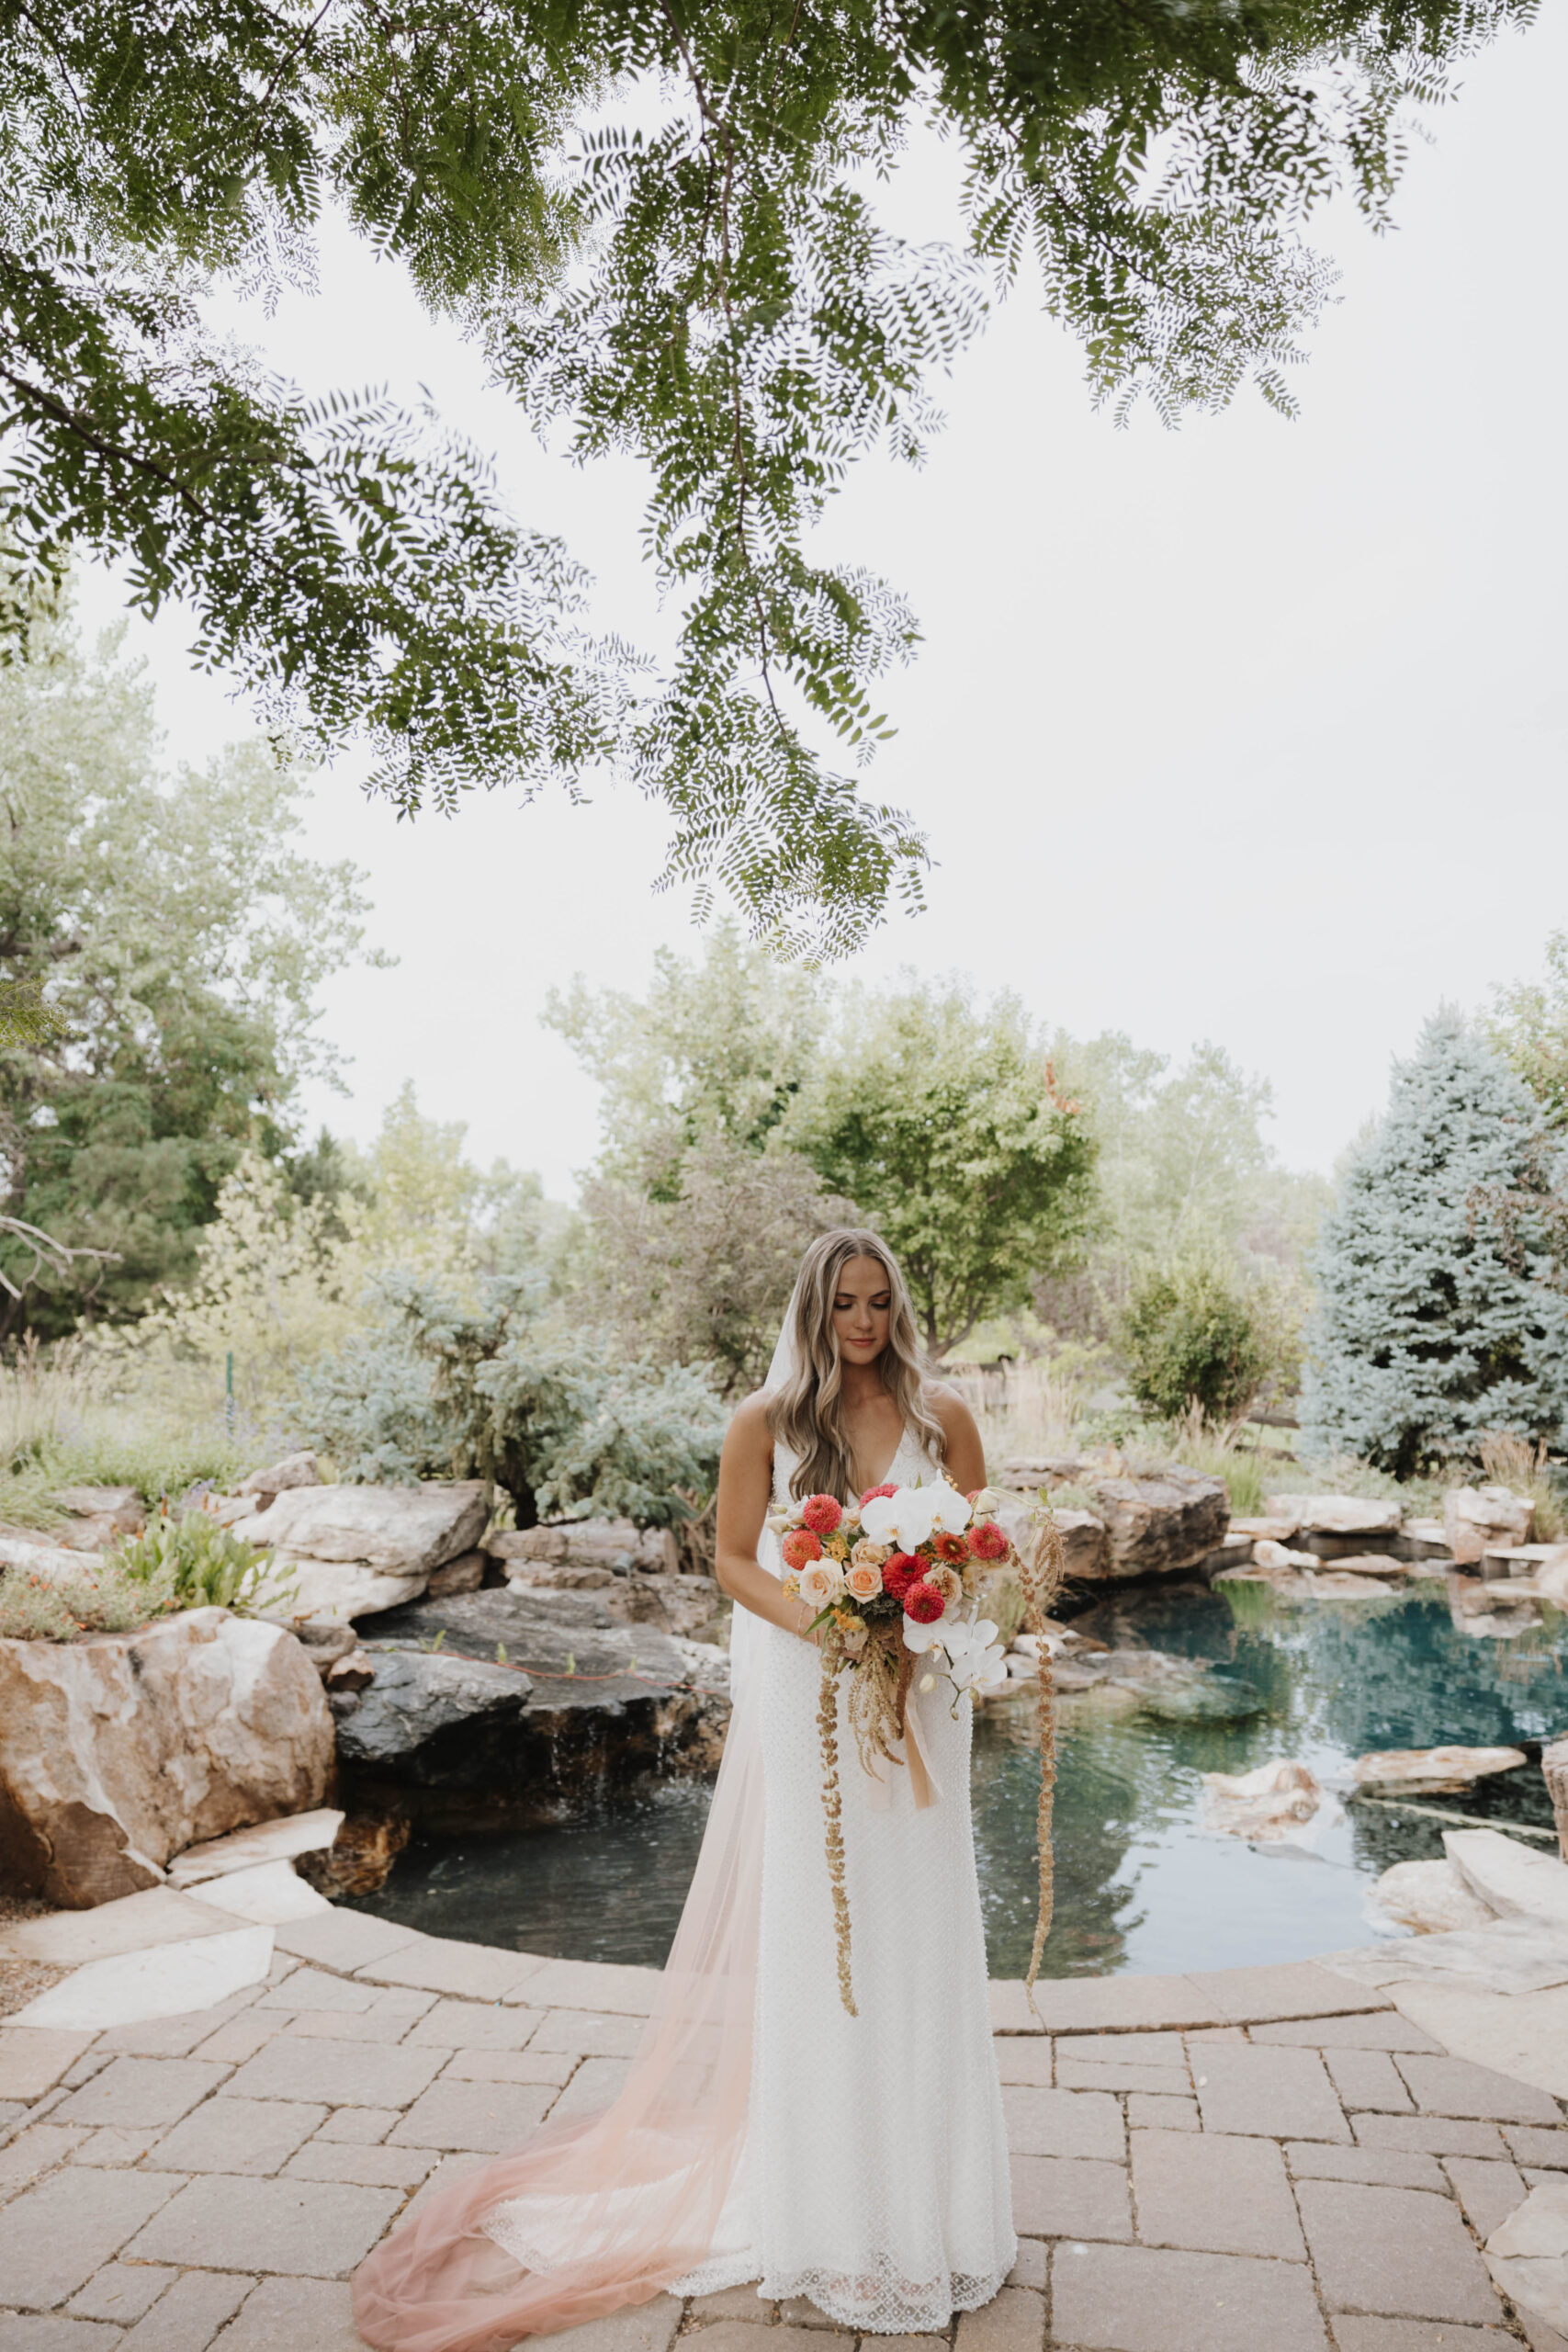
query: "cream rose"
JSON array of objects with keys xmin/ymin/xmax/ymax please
[
  {"xmin": 851, "ymin": 1538, "xmax": 887, "ymax": 1570},
  {"xmin": 926, "ymin": 1564, "xmax": 963, "ymax": 1609},
  {"xmin": 797, "ymin": 1558, "xmax": 846, "ymax": 1611},
  {"xmin": 845, "ymin": 1558, "xmax": 884, "ymax": 1602}
]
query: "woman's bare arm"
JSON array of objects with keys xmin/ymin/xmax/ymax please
[
  {"xmin": 715, "ymin": 1393, "xmax": 818, "ymax": 1638},
  {"xmin": 930, "ymin": 1385, "xmax": 987, "ymax": 1496}
]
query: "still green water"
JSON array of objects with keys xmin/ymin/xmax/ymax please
[{"xmin": 348, "ymin": 1581, "xmax": 1565, "ymax": 1975}]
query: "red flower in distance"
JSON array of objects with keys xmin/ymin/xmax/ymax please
[
  {"xmin": 781, "ymin": 1528, "xmax": 823, "ymax": 1572},
  {"xmin": 932, "ymin": 1530, "xmax": 970, "ymax": 1566},
  {"xmin": 882, "ymin": 1552, "xmax": 921, "ymax": 1600},
  {"xmin": 968, "ymin": 1521, "xmax": 1009, "ymax": 1563},
  {"xmin": 904, "ymin": 1579, "xmax": 947, "ymax": 1624},
  {"xmin": 859, "ymin": 1481, "xmax": 898, "ymax": 1507},
  {"xmin": 801, "ymin": 1493, "xmax": 843, "ymax": 1536}
]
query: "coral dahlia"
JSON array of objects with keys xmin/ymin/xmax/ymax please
[
  {"xmin": 801, "ymin": 1493, "xmax": 843, "ymax": 1536},
  {"xmin": 904, "ymin": 1579, "xmax": 947, "ymax": 1625},
  {"xmin": 967, "ymin": 1521, "xmax": 1009, "ymax": 1562},
  {"xmin": 781, "ymin": 1528, "xmax": 823, "ymax": 1573},
  {"xmin": 881, "ymin": 1551, "xmax": 921, "ymax": 1600}
]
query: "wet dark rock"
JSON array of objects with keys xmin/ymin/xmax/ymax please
[{"xmin": 335, "ymin": 1649, "xmax": 532, "ymax": 1783}]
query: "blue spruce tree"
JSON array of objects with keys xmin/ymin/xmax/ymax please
[{"xmin": 1304, "ymin": 1010, "xmax": 1568, "ymax": 1477}]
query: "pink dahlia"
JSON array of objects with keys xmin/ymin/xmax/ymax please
[
  {"xmin": 882, "ymin": 1551, "xmax": 921, "ymax": 1600},
  {"xmin": 968, "ymin": 1521, "xmax": 1009, "ymax": 1563},
  {"xmin": 780, "ymin": 1528, "xmax": 823, "ymax": 1573},
  {"xmin": 903, "ymin": 1579, "xmax": 947, "ymax": 1625},
  {"xmin": 801, "ymin": 1493, "xmax": 844, "ymax": 1536},
  {"xmin": 859, "ymin": 1481, "xmax": 898, "ymax": 1507}
]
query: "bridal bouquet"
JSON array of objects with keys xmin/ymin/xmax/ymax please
[{"xmin": 773, "ymin": 1474, "xmax": 1064, "ymax": 2016}]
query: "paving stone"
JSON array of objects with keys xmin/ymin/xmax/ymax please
[
  {"xmin": 1507, "ymin": 2128, "xmax": 1568, "ymax": 2169},
  {"xmin": 92, "ymin": 2000, "xmax": 258, "ymax": 2060},
  {"xmin": 406, "ymin": 2000, "xmax": 545, "ymax": 2051},
  {"xmin": 989, "ymin": 1983, "xmax": 1049, "ymax": 2035},
  {"xmin": 0, "ymin": 2320, "xmax": 126, "ymax": 2348},
  {"xmin": 190, "ymin": 2018, "xmax": 281, "ymax": 2065},
  {"xmin": 206, "ymin": 2276, "xmax": 365, "ymax": 2351},
  {"xmin": 70, "ymin": 2130, "xmax": 167, "ymax": 2168},
  {"xmin": 527, "ymin": 2011, "xmax": 645, "ymax": 2059},
  {"xmin": 1007, "ymin": 2242, "xmax": 1047, "ymax": 2289},
  {"xmin": 1023, "ymin": 1976, "xmax": 1230, "ymax": 2036},
  {"xmin": 127, "ymin": 2174, "xmax": 401, "ymax": 2278},
  {"xmin": 858, "ymin": 2340, "xmax": 944, "ymax": 2352},
  {"xmin": 1330, "ymin": 2325, "xmax": 1519, "ymax": 2351},
  {"xmin": 0, "ymin": 2101, "xmax": 26, "ymax": 2131},
  {"xmin": 1201, "ymin": 1964, "xmax": 1388, "ymax": 2026},
  {"xmin": 1049, "ymin": 2241, "xmax": 1329, "ymax": 2351},
  {"xmin": 0, "ymin": 2126, "xmax": 91, "ymax": 2199},
  {"xmin": 1518, "ymin": 2317, "xmax": 1568, "ymax": 2352},
  {"xmin": 0, "ymin": 2169, "xmax": 183, "ymax": 2309},
  {"xmin": 507, "ymin": 1959, "xmax": 654, "ymax": 2016},
  {"xmin": 1183, "ymin": 2027, "xmax": 1247, "ymax": 2044},
  {"xmin": 118, "ymin": 2270, "xmax": 250, "ymax": 2349},
  {"xmin": 67, "ymin": 2267, "xmax": 175, "ymax": 2324},
  {"xmin": 1057, "ymin": 2060, "xmax": 1190, "ymax": 2095},
  {"xmin": 1323, "ymin": 2049, "xmax": 1413, "ymax": 2113},
  {"xmin": 1354, "ymin": 2113, "xmax": 1507, "ymax": 2158},
  {"xmin": 1010, "ymin": 2154, "xmax": 1132, "ymax": 2240},
  {"xmin": 547, "ymin": 2057, "xmax": 631, "ymax": 2120},
  {"xmin": 149, "ymin": 2097, "xmax": 326, "ymax": 2176},
  {"xmin": 1192, "ymin": 2044, "xmax": 1349, "ymax": 2142},
  {"xmin": 0, "ymin": 2033, "xmax": 97, "ymax": 2102},
  {"xmin": 53, "ymin": 2060, "xmax": 231, "ymax": 2132},
  {"xmin": 440, "ymin": 2047, "xmax": 578, "ymax": 2087},
  {"xmin": 991, "ymin": 2041, "xmax": 1053, "ymax": 2087},
  {"xmin": 254, "ymin": 1969, "xmax": 378, "ymax": 2015},
  {"xmin": 1131, "ymin": 2128, "xmax": 1304, "ymax": 2259},
  {"xmin": 953, "ymin": 2283, "xmax": 1043, "ymax": 2352},
  {"xmin": 284, "ymin": 2140, "xmax": 436, "ymax": 2187},
  {"xmin": 530, "ymin": 2293, "xmax": 683, "ymax": 2352},
  {"xmin": 280, "ymin": 2007, "xmax": 429, "ymax": 2046},
  {"xmin": 1126, "ymin": 2094, "xmax": 1199, "ymax": 2132},
  {"xmin": 270, "ymin": 1913, "xmax": 421, "ymax": 1972},
  {"xmin": 389, "ymin": 2076, "xmax": 555, "ymax": 2152},
  {"xmin": 1001, "ymin": 2086, "xmax": 1122, "ymax": 2161},
  {"xmin": 685, "ymin": 2284, "xmax": 773, "ymax": 2321},
  {"xmin": 355, "ymin": 1937, "xmax": 542, "ymax": 2002},
  {"xmin": 221, "ymin": 2035, "xmax": 445, "ymax": 2109},
  {"xmin": 59, "ymin": 2058, "xmax": 110, "ymax": 2089},
  {"xmin": 397, "ymin": 2149, "xmax": 487, "ymax": 2221},
  {"xmin": 1286, "ymin": 2143, "xmax": 1447, "ymax": 2191},
  {"xmin": 1254, "ymin": 2015, "xmax": 1443, "ymax": 2052},
  {"xmin": 1444, "ymin": 2155, "xmax": 1529, "ymax": 2239},
  {"xmin": 1295, "ymin": 2179, "xmax": 1505, "ymax": 2323},
  {"xmin": 315, "ymin": 2106, "xmax": 399, "ymax": 2143},
  {"xmin": 1057, "ymin": 2034, "xmax": 1187, "ymax": 2068},
  {"xmin": 1395, "ymin": 2053, "xmax": 1563, "ymax": 2125}
]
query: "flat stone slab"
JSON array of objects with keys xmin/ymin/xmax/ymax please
[
  {"xmin": 1131, "ymin": 2127, "xmax": 1304, "ymax": 2258},
  {"xmin": 1000, "ymin": 2085, "xmax": 1123, "ymax": 2160},
  {"xmin": 1295, "ymin": 2177, "xmax": 1505, "ymax": 2323},
  {"xmin": 1050, "ymin": 2240, "xmax": 1328, "ymax": 2351},
  {"xmin": 166, "ymin": 1808, "xmax": 344, "ymax": 1885},
  {"xmin": 127, "ymin": 2171, "xmax": 403, "ymax": 2276},
  {"xmin": 1393, "ymin": 1981, "xmax": 1568, "ymax": 2100},
  {"xmin": 1330, "ymin": 2325, "xmax": 1522, "ymax": 2351},
  {"xmin": 1253, "ymin": 2014, "xmax": 1443, "ymax": 2052},
  {"xmin": 388, "ymin": 2076, "xmax": 557, "ymax": 2151},
  {"xmin": 1287, "ymin": 2143, "xmax": 1448, "ymax": 2191},
  {"xmin": 0, "ymin": 1887, "xmax": 239, "ymax": 1965},
  {"xmin": 1396, "ymin": 2051, "xmax": 1562, "ymax": 2123},
  {"xmin": 355, "ymin": 1934, "xmax": 545, "ymax": 2002},
  {"xmin": 148, "ymin": 2094, "xmax": 328, "ymax": 2176},
  {"xmin": 1192, "ymin": 2043, "xmax": 1350, "ymax": 2142},
  {"xmin": 1446, "ymin": 2155, "xmax": 1529, "ymax": 2239},
  {"xmin": 1447, "ymin": 1830, "xmax": 1568, "ymax": 1932},
  {"xmin": 0, "ymin": 2028, "xmax": 97, "ymax": 2101},
  {"xmin": 1010, "ymin": 2153, "xmax": 1133, "ymax": 2240},
  {"xmin": 512, "ymin": 1958, "xmax": 659, "ymax": 2015},
  {"xmin": 223, "ymin": 2033, "xmax": 447, "ymax": 2109},
  {"xmin": 271, "ymin": 1911, "xmax": 423, "ymax": 1972},
  {"xmin": 0, "ymin": 2165, "xmax": 184, "ymax": 2310},
  {"xmin": 54, "ymin": 2055, "xmax": 233, "ymax": 2130},
  {"xmin": 15, "ymin": 1924, "xmax": 274, "ymax": 2030},
  {"xmin": 1322, "ymin": 2049, "xmax": 1411, "ymax": 2112},
  {"xmin": 189, "ymin": 1860, "xmax": 330, "ymax": 1927},
  {"xmin": 209, "ymin": 2275, "xmax": 367, "ymax": 2350}
]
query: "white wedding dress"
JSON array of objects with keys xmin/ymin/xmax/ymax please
[{"xmin": 680, "ymin": 1424, "xmax": 1016, "ymax": 2331}]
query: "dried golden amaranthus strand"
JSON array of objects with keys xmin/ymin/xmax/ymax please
[
  {"xmin": 818, "ymin": 1640, "xmax": 858, "ymax": 2017},
  {"xmin": 1022, "ymin": 1488, "xmax": 1066, "ymax": 1999}
]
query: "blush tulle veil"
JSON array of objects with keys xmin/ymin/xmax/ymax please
[{"xmin": 351, "ymin": 1310, "xmax": 801, "ymax": 2352}]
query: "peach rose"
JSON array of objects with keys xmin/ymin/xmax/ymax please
[
  {"xmin": 925, "ymin": 1564, "xmax": 963, "ymax": 1608},
  {"xmin": 851, "ymin": 1538, "xmax": 887, "ymax": 1571},
  {"xmin": 845, "ymin": 1558, "xmax": 884, "ymax": 1602},
  {"xmin": 797, "ymin": 1558, "xmax": 846, "ymax": 1611}
]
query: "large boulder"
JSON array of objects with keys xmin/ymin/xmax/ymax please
[
  {"xmin": 1444, "ymin": 1484, "xmax": 1534, "ymax": 1565},
  {"xmin": 1264, "ymin": 1493, "xmax": 1403, "ymax": 1538},
  {"xmin": 0, "ymin": 1609, "xmax": 333, "ymax": 1908},
  {"xmin": 343, "ymin": 1587, "xmax": 730, "ymax": 1826},
  {"xmin": 1352, "ymin": 1746, "xmax": 1528, "ymax": 1794},
  {"xmin": 1087, "ymin": 1471, "xmax": 1229, "ymax": 1577},
  {"xmin": 242, "ymin": 1480, "xmax": 489, "ymax": 1619},
  {"xmin": 48, "ymin": 1486, "xmax": 145, "ymax": 1551},
  {"xmin": 487, "ymin": 1519, "xmax": 677, "ymax": 1573}
]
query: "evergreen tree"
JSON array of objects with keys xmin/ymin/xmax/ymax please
[{"xmin": 1303, "ymin": 1012, "xmax": 1568, "ymax": 1476}]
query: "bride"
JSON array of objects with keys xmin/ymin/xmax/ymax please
[{"xmin": 354, "ymin": 1228, "xmax": 1015, "ymax": 2352}]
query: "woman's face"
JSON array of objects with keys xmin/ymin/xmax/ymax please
[{"xmin": 830, "ymin": 1254, "xmax": 892, "ymax": 1368}]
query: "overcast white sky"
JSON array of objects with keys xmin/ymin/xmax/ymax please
[{"xmin": 78, "ymin": 9, "xmax": 1567, "ymax": 1200}]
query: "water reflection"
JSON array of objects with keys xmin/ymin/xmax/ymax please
[{"xmin": 347, "ymin": 1583, "xmax": 1565, "ymax": 1976}]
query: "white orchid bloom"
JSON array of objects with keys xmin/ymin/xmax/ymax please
[
  {"xmin": 921, "ymin": 1476, "xmax": 973, "ymax": 1533},
  {"xmin": 860, "ymin": 1483, "xmax": 937, "ymax": 1550},
  {"xmin": 942, "ymin": 1617, "xmax": 999, "ymax": 1657},
  {"xmin": 902, "ymin": 1614, "xmax": 947, "ymax": 1655}
]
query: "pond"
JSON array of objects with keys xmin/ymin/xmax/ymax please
[{"xmin": 344, "ymin": 1579, "xmax": 1566, "ymax": 1977}]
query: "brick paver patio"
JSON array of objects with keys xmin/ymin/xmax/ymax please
[{"xmin": 3, "ymin": 1908, "xmax": 1567, "ymax": 2351}]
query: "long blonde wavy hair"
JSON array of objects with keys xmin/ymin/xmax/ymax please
[{"xmin": 766, "ymin": 1229, "xmax": 946, "ymax": 1503}]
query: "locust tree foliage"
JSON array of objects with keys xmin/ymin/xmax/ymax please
[{"xmin": 1, "ymin": 0, "xmax": 1533, "ymax": 944}]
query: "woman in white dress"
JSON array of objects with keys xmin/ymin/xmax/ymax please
[{"xmin": 353, "ymin": 1227, "xmax": 1014, "ymax": 2352}]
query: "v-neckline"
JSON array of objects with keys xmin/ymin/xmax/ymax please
[{"xmin": 855, "ymin": 1430, "xmax": 908, "ymax": 1500}]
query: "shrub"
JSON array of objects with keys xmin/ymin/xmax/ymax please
[
  {"xmin": 1120, "ymin": 1259, "xmax": 1264, "ymax": 1424},
  {"xmin": 0, "ymin": 1560, "xmax": 176, "ymax": 1641},
  {"xmin": 110, "ymin": 1506, "xmax": 298, "ymax": 1615}
]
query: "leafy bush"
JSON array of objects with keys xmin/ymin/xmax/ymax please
[
  {"xmin": 1120, "ymin": 1259, "xmax": 1264, "ymax": 1424},
  {"xmin": 110, "ymin": 1507, "xmax": 298, "ymax": 1615},
  {"xmin": 296, "ymin": 1274, "xmax": 728, "ymax": 1530},
  {"xmin": 0, "ymin": 1560, "xmax": 176, "ymax": 1641}
]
